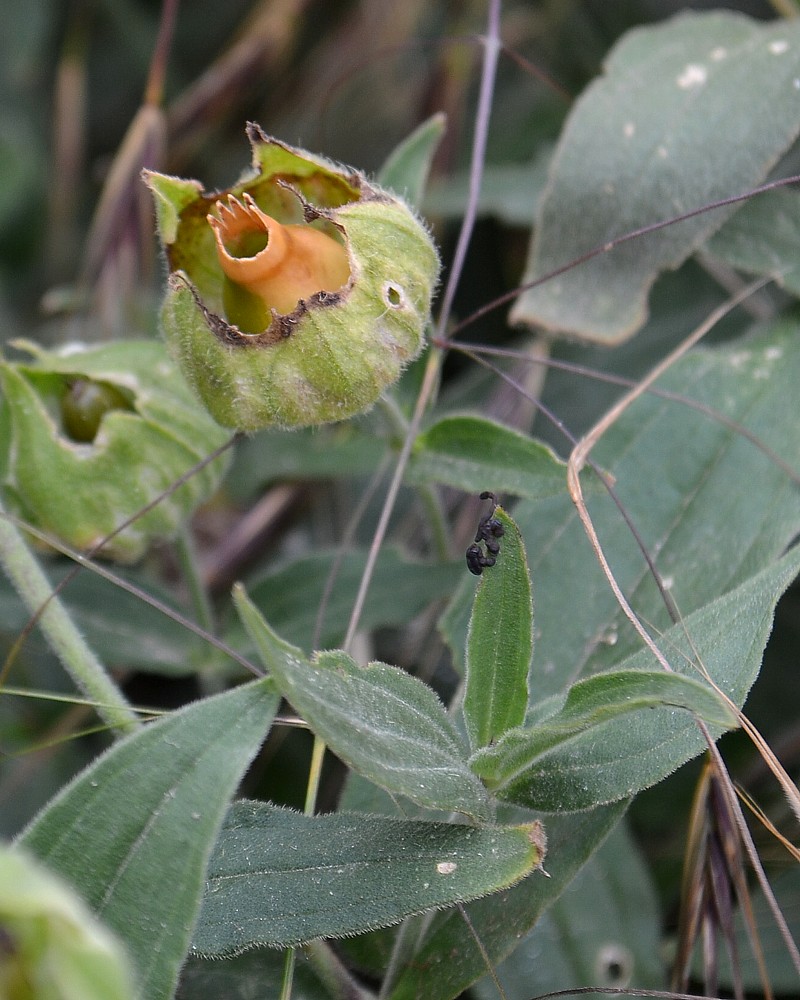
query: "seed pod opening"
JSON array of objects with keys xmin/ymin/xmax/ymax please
[
  {"xmin": 144, "ymin": 124, "xmax": 440, "ymax": 431},
  {"xmin": 0, "ymin": 340, "xmax": 230, "ymax": 562},
  {"xmin": 61, "ymin": 378, "xmax": 135, "ymax": 443}
]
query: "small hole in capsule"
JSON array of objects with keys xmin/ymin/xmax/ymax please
[{"xmin": 384, "ymin": 283, "xmax": 404, "ymax": 308}]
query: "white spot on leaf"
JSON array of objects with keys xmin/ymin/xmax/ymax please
[
  {"xmin": 677, "ymin": 64, "xmax": 707, "ymax": 89},
  {"xmin": 770, "ymin": 39, "xmax": 790, "ymax": 55},
  {"xmin": 623, "ymin": 122, "xmax": 635, "ymax": 139},
  {"xmin": 601, "ymin": 627, "xmax": 618, "ymax": 646},
  {"xmin": 436, "ymin": 861, "xmax": 457, "ymax": 875},
  {"xmin": 710, "ymin": 47, "xmax": 727, "ymax": 61},
  {"xmin": 729, "ymin": 350, "xmax": 752, "ymax": 369}
]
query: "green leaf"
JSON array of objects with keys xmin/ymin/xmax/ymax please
[
  {"xmin": 471, "ymin": 667, "xmax": 737, "ymax": 801},
  {"xmin": 387, "ymin": 802, "xmax": 627, "ymax": 1000},
  {"xmin": 19, "ymin": 679, "xmax": 279, "ymax": 1000},
  {"xmin": 509, "ymin": 316, "xmax": 800, "ymax": 703},
  {"xmin": 473, "ymin": 546, "xmax": 800, "ymax": 811},
  {"xmin": 408, "ymin": 414, "xmax": 570, "ymax": 498},
  {"xmin": 472, "ymin": 821, "xmax": 665, "ymax": 998},
  {"xmin": 192, "ymin": 801, "xmax": 545, "ymax": 954},
  {"xmin": 59, "ymin": 568, "xmax": 198, "ymax": 675},
  {"xmin": 424, "ymin": 154, "xmax": 552, "ymax": 225},
  {"xmin": 379, "ymin": 112, "xmax": 447, "ymax": 208},
  {"xmin": 464, "ymin": 506, "xmax": 532, "ymax": 751},
  {"xmin": 510, "ymin": 12, "xmax": 800, "ymax": 342},
  {"xmin": 0, "ymin": 340, "xmax": 229, "ymax": 562},
  {"xmin": 707, "ymin": 187, "xmax": 800, "ymax": 297},
  {"xmin": 235, "ymin": 587, "xmax": 492, "ymax": 820},
  {"xmin": 239, "ymin": 547, "xmax": 461, "ymax": 652}
]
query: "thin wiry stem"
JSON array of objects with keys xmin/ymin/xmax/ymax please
[
  {"xmin": 344, "ymin": 0, "xmax": 502, "ymax": 654},
  {"xmin": 144, "ymin": 0, "xmax": 180, "ymax": 106},
  {"xmin": 566, "ymin": 277, "xmax": 771, "ymax": 673},
  {"xmin": 3, "ymin": 512, "xmax": 262, "ymax": 678},
  {"xmin": 434, "ymin": 0, "xmax": 502, "ymax": 347},
  {"xmin": 367, "ymin": 5, "xmax": 506, "ymax": 995},
  {"xmin": 704, "ymin": 733, "xmax": 800, "ymax": 981},
  {"xmin": 446, "ymin": 172, "xmax": 800, "ymax": 342},
  {"xmin": 444, "ymin": 340, "xmax": 800, "ymax": 485}
]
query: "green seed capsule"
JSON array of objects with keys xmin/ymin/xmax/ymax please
[
  {"xmin": 0, "ymin": 340, "xmax": 230, "ymax": 562},
  {"xmin": 144, "ymin": 125, "xmax": 440, "ymax": 432},
  {"xmin": 0, "ymin": 845, "xmax": 134, "ymax": 1000},
  {"xmin": 61, "ymin": 379, "xmax": 134, "ymax": 443}
]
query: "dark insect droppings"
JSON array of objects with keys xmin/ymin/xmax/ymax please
[{"xmin": 466, "ymin": 492, "xmax": 504, "ymax": 575}]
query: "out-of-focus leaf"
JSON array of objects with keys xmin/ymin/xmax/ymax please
[
  {"xmin": 225, "ymin": 422, "xmax": 385, "ymax": 501},
  {"xmin": 0, "ymin": 114, "xmax": 42, "ymax": 231},
  {"xmin": 58, "ymin": 568, "xmax": 196, "ymax": 674},
  {"xmin": 707, "ymin": 187, "xmax": 800, "ymax": 296},
  {"xmin": 178, "ymin": 948, "xmax": 328, "ymax": 1000},
  {"xmin": 464, "ymin": 507, "xmax": 532, "ymax": 751},
  {"xmin": 424, "ymin": 154, "xmax": 552, "ymax": 224},
  {"xmin": 192, "ymin": 801, "xmax": 545, "ymax": 954},
  {"xmin": 379, "ymin": 112, "xmax": 446, "ymax": 208},
  {"xmin": 511, "ymin": 12, "xmax": 800, "ymax": 342},
  {"xmin": 408, "ymin": 415, "xmax": 571, "ymax": 499},
  {"xmin": 235, "ymin": 588, "xmax": 491, "ymax": 820},
  {"xmin": 241, "ymin": 547, "xmax": 461, "ymax": 653},
  {"xmin": 700, "ymin": 866, "xmax": 800, "ymax": 992},
  {"xmin": 20, "ymin": 679, "xmax": 279, "ymax": 1000},
  {"xmin": 0, "ymin": 844, "xmax": 135, "ymax": 1000}
]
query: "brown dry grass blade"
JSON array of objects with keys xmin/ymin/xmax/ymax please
[
  {"xmin": 672, "ymin": 757, "xmax": 775, "ymax": 1000},
  {"xmin": 565, "ymin": 278, "xmax": 800, "ymax": 993}
]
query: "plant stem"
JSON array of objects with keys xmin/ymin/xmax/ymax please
[
  {"xmin": 282, "ymin": 724, "xmax": 330, "ymax": 997},
  {"xmin": 175, "ymin": 526, "xmax": 215, "ymax": 635},
  {"xmin": 371, "ymin": 2, "xmax": 504, "ymax": 993},
  {"xmin": 304, "ymin": 733, "xmax": 327, "ymax": 813},
  {"xmin": 0, "ymin": 505, "xmax": 139, "ymax": 735},
  {"xmin": 418, "ymin": 484, "xmax": 451, "ymax": 561},
  {"xmin": 375, "ymin": 392, "xmax": 409, "ymax": 441},
  {"xmin": 279, "ymin": 948, "xmax": 297, "ymax": 1000},
  {"xmin": 344, "ymin": 0, "xmax": 501, "ymax": 653},
  {"xmin": 304, "ymin": 938, "xmax": 376, "ymax": 1000}
]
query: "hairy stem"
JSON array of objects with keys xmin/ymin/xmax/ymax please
[{"xmin": 0, "ymin": 505, "xmax": 139, "ymax": 735}]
